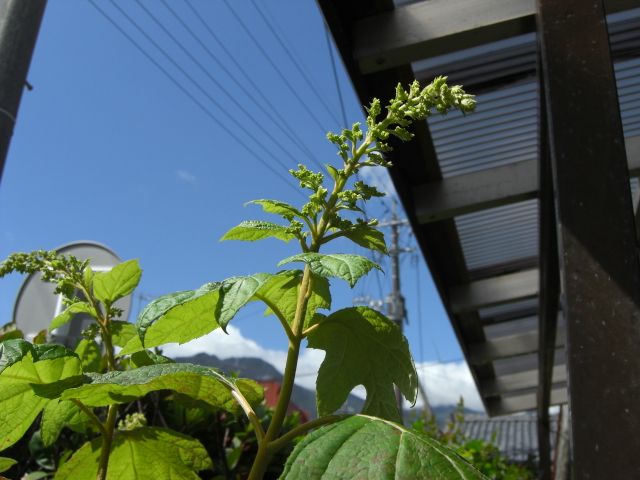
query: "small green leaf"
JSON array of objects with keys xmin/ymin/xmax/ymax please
[
  {"xmin": 307, "ymin": 307, "xmax": 417, "ymax": 422},
  {"xmin": 255, "ymin": 270, "xmax": 330, "ymax": 329},
  {"xmin": 50, "ymin": 302, "xmax": 95, "ymax": 331},
  {"xmin": 110, "ymin": 320, "xmax": 138, "ymax": 348},
  {"xmin": 61, "ymin": 363, "xmax": 263, "ymax": 415},
  {"xmin": 221, "ymin": 221, "xmax": 296, "ymax": 242},
  {"xmin": 54, "ymin": 427, "xmax": 212, "ymax": 480},
  {"xmin": 218, "ymin": 274, "xmax": 271, "ymax": 331},
  {"xmin": 342, "ymin": 224, "xmax": 388, "ymax": 254},
  {"xmin": 247, "ymin": 199, "xmax": 303, "ymax": 220},
  {"xmin": 131, "ymin": 284, "xmax": 222, "ymax": 352},
  {"xmin": 0, "ymin": 340, "xmax": 81, "ymax": 451},
  {"xmin": 82, "ymin": 266, "xmax": 94, "ymax": 288},
  {"xmin": 93, "ymin": 259, "xmax": 142, "ymax": 304},
  {"xmin": 75, "ymin": 339, "xmax": 102, "ymax": 372},
  {"xmin": 129, "ymin": 350, "xmax": 174, "ymax": 368},
  {"xmin": 41, "ymin": 399, "xmax": 91, "ymax": 447},
  {"xmin": 0, "ymin": 456, "xmax": 17, "ymax": 473},
  {"xmin": 281, "ymin": 415, "xmax": 487, "ymax": 479},
  {"xmin": 0, "ymin": 322, "xmax": 22, "ymax": 342},
  {"xmin": 278, "ymin": 253, "xmax": 382, "ymax": 288}
]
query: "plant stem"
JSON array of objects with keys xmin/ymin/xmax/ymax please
[
  {"xmin": 268, "ymin": 415, "xmax": 342, "ymax": 453},
  {"xmin": 71, "ymin": 399, "xmax": 107, "ymax": 436},
  {"xmin": 96, "ymin": 404, "xmax": 118, "ymax": 480}
]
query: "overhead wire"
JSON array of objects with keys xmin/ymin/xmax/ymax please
[
  {"xmin": 184, "ymin": 0, "xmax": 319, "ymax": 170},
  {"xmin": 161, "ymin": 0, "xmax": 323, "ymax": 171},
  {"xmin": 109, "ymin": 0, "xmax": 294, "ymax": 176},
  {"xmin": 132, "ymin": 0, "xmax": 306, "ymax": 172},
  {"xmin": 222, "ymin": 0, "xmax": 332, "ymax": 136},
  {"xmin": 88, "ymin": 0, "xmax": 303, "ymax": 197},
  {"xmin": 252, "ymin": 0, "xmax": 341, "ymax": 128}
]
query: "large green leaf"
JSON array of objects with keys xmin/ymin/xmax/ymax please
[
  {"xmin": 218, "ymin": 274, "xmax": 271, "ymax": 331},
  {"xmin": 93, "ymin": 259, "xmax": 142, "ymax": 304},
  {"xmin": 61, "ymin": 363, "xmax": 263, "ymax": 415},
  {"xmin": 41, "ymin": 399, "xmax": 92, "ymax": 447},
  {"xmin": 278, "ymin": 253, "xmax": 381, "ymax": 288},
  {"xmin": 255, "ymin": 270, "xmax": 330, "ymax": 329},
  {"xmin": 342, "ymin": 224, "xmax": 388, "ymax": 254},
  {"xmin": 0, "ymin": 340, "xmax": 81, "ymax": 451},
  {"xmin": 220, "ymin": 220, "xmax": 296, "ymax": 242},
  {"xmin": 50, "ymin": 302, "xmax": 95, "ymax": 331},
  {"xmin": 247, "ymin": 199, "xmax": 304, "ymax": 220},
  {"xmin": 307, "ymin": 307, "xmax": 417, "ymax": 422},
  {"xmin": 54, "ymin": 427, "xmax": 212, "ymax": 480},
  {"xmin": 126, "ymin": 283, "xmax": 222, "ymax": 354},
  {"xmin": 281, "ymin": 415, "xmax": 487, "ymax": 479},
  {"xmin": 0, "ymin": 457, "xmax": 16, "ymax": 473}
]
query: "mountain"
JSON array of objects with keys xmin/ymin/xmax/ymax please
[
  {"xmin": 175, "ymin": 353, "xmax": 479, "ymax": 423},
  {"xmin": 174, "ymin": 353, "xmax": 365, "ymax": 418}
]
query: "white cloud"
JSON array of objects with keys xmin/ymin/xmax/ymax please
[
  {"xmin": 163, "ymin": 325, "xmax": 484, "ymax": 412},
  {"xmin": 176, "ymin": 169, "xmax": 197, "ymax": 184},
  {"xmin": 359, "ymin": 165, "xmax": 396, "ymax": 197}
]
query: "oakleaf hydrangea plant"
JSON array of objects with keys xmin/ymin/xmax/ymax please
[{"xmin": 0, "ymin": 78, "xmax": 484, "ymax": 479}]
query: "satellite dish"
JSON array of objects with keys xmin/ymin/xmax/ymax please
[{"xmin": 12, "ymin": 241, "xmax": 134, "ymax": 347}]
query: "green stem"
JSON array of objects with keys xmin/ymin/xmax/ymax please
[
  {"xmin": 96, "ymin": 404, "xmax": 118, "ymax": 480},
  {"xmin": 268, "ymin": 415, "xmax": 342, "ymax": 453},
  {"xmin": 71, "ymin": 399, "xmax": 107, "ymax": 436}
]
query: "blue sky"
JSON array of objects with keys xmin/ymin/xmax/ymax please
[{"xmin": 0, "ymin": 1, "xmax": 480, "ymax": 408}]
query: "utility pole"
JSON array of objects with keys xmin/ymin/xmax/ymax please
[
  {"xmin": 0, "ymin": 0, "xmax": 47, "ymax": 185},
  {"xmin": 355, "ymin": 199, "xmax": 434, "ymax": 422}
]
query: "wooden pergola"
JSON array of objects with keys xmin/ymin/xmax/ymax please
[{"xmin": 319, "ymin": 1, "xmax": 640, "ymax": 478}]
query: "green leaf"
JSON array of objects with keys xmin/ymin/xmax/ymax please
[
  {"xmin": 75, "ymin": 339, "xmax": 102, "ymax": 372},
  {"xmin": 129, "ymin": 350, "xmax": 173, "ymax": 368},
  {"xmin": 342, "ymin": 224, "xmax": 388, "ymax": 254},
  {"xmin": 278, "ymin": 253, "xmax": 382, "ymax": 288},
  {"xmin": 281, "ymin": 415, "xmax": 487, "ymax": 479},
  {"xmin": 61, "ymin": 363, "xmax": 263, "ymax": 415},
  {"xmin": 218, "ymin": 274, "xmax": 271, "ymax": 331},
  {"xmin": 0, "ymin": 456, "xmax": 16, "ymax": 473},
  {"xmin": 54, "ymin": 427, "xmax": 212, "ymax": 480},
  {"xmin": 130, "ymin": 283, "xmax": 222, "ymax": 353},
  {"xmin": 247, "ymin": 199, "xmax": 304, "ymax": 220},
  {"xmin": 307, "ymin": 307, "xmax": 417, "ymax": 422},
  {"xmin": 255, "ymin": 270, "xmax": 330, "ymax": 329},
  {"xmin": 0, "ymin": 340, "xmax": 81, "ymax": 451},
  {"xmin": 110, "ymin": 320, "xmax": 138, "ymax": 348},
  {"xmin": 220, "ymin": 220, "xmax": 296, "ymax": 242},
  {"xmin": 0, "ymin": 322, "xmax": 23, "ymax": 342},
  {"xmin": 50, "ymin": 302, "xmax": 95, "ymax": 331},
  {"xmin": 41, "ymin": 399, "xmax": 91, "ymax": 447},
  {"xmin": 93, "ymin": 259, "xmax": 142, "ymax": 304}
]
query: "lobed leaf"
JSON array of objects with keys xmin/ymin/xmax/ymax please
[
  {"xmin": 93, "ymin": 259, "xmax": 142, "ymax": 304},
  {"xmin": 41, "ymin": 399, "xmax": 92, "ymax": 447},
  {"xmin": 0, "ymin": 340, "xmax": 81, "ymax": 451},
  {"xmin": 281, "ymin": 415, "xmax": 487, "ymax": 479},
  {"xmin": 61, "ymin": 363, "xmax": 263, "ymax": 415},
  {"xmin": 50, "ymin": 302, "xmax": 95, "ymax": 331},
  {"xmin": 218, "ymin": 274, "xmax": 271, "ymax": 331},
  {"xmin": 342, "ymin": 224, "xmax": 388, "ymax": 254},
  {"xmin": 221, "ymin": 220, "xmax": 296, "ymax": 243},
  {"xmin": 307, "ymin": 307, "xmax": 417, "ymax": 422},
  {"xmin": 0, "ymin": 457, "xmax": 16, "ymax": 473},
  {"xmin": 54, "ymin": 427, "xmax": 212, "ymax": 480},
  {"xmin": 278, "ymin": 253, "xmax": 382, "ymax": 288},
  {"xmin": 247, "ymin": 199, "xmax": 304, "ymax": 220},
  {"xmin": 255, "ymin": 270, "xmax": 330, "ymax": 329}
]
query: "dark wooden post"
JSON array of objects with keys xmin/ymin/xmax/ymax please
[
  {"xmin": 0, "ymin": 0, "xmax": 47, "ymax": 185},
  {"xmin": 536, "ymin": 1, "xmax": 640, "ymax": 477}
]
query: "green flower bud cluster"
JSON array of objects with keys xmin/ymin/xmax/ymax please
[{"xmin": 117, "ymin": 412, "xmax": 148, "ymax": 431}]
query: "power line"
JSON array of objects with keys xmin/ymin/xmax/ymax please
[
  {"xmin": 222, "ymin": 0, "xmax": 331, "ymax": 136},
  {"xmin": 252, "ymin": 0, "xmax": 341, "ymax": 128},
  {"xmin": 177, "ymin": 0, "xmax": 321, "ymax": 170},
  {"xmin": 88, "ymin": 0, "xmax": 302, "ymax": 197},
  {"xmin": 135, "ymin": 0, "xmax": 312, "ymax": 172},
  {"xmin": 109, "ymin": 0, "xmax": 295, "ymax": 177}
]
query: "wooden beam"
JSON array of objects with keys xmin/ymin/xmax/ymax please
[
  {"xmin": 414, "ymin": 136, "xmax": 640, "ymax": 224},
  {"xmin": 538, "ymin": 0, "xmax": 640, "ymax": 476},
  {"xmin": 487, "ymin": 386, "xmax": 568, "ymax": 417},
  {"xmin": 354, "ymin": 0, "xmax": 638, "ymax": 74},
  {"xmin": 450, "ymin": 268, "xmax": 538, "ymax": 313},
  {"xmin": 480, "ymin": 364, "xmax": 566, "ymax": 396},
  {"xmin": 468, "ymin": 327, "xmax": 565, "ymax": 365}
]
